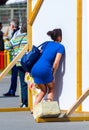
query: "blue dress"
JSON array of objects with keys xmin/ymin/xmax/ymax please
[{"xmin": 31, "ymin": 41, "xmax": 65, "ymax": 84}]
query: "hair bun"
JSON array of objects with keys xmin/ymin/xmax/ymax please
[
  {"xmin": 47, "ymin": 28, "xmax": 62, "ymax": 41},
  {"xmin": 47, "ymin": 31, "xmax": 53, "ymax": 36}
]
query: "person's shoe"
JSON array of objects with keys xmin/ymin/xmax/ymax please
[
  {"xmin": 3, "ymin": 92, "xmax": 15, "ymax": 97},
  {"xmin": 20, "ymin": 104, "xmax": 27, "ymax": 108}
]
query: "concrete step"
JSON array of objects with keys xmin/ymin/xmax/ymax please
[{"xmin": 33, "ymin": 101, "xmax": 60, "ymax": 119}]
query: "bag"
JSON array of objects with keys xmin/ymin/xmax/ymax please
[{"xmin": 21, "ymin": 42, "xmax": 48, "ymax": 73}]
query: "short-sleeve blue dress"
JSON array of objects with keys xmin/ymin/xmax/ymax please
[{"xmin": 31, "ymin": 41, "xmax": 65, "ymax": 84}]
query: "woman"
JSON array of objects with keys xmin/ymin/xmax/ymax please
[
  {"xmin": 31, "ymin": 28, "xmax": 65, "ymax": 106},
  {"xmin": 5, "ymin": 19, "xmax": 28, "ymax": 107}
]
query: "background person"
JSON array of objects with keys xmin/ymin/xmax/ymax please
[
  {"xmin": 3, "ymin": 19, "xmax": 19, "ymax": 96},
  {"xmin": 5, "ymin": 19, "xmax": 28, "ymax": 107},
  {"xmin": 31, "ymin": 28, "xmax": 65, "ymax": 106},
  {"xmin": 0, "ymin": 22, "xmax": 4, "ymax": 51}
]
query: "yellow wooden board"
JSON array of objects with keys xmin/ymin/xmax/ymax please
[
  {"xmin": 0, "ymin": 107, "xmax": 30, "ymax": 112},
  {"xmin": 66, "ymin": 89, "xmax": 89, "ymax": 116},
  {"xmin": 35, "ymin": 116, "xmax": 89, "ymax": 123}
]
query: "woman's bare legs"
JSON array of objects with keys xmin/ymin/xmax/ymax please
[
  {"xmin": 34, "ymin": 81, "xmax": 54, "ymax": 106},
  {"xmin": 34, "ymin": 84, "xmax": 47, "ymax": 106},
  {"xmin": 46, "ymin": 80, "xmax": 55, "ymax": 101}
]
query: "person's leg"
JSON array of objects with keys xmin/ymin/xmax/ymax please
[
  {"xmin": 9, "ymin": 65, "xmax": 18, "ymax": 94},
  {"xmin": 3, "ymin": 65, "xmax": 18, "ymax": 96},
  {"xmin": 34, "ymin": 84, "xmax": 47, "ymax": 106},
  {"xmin": 18, "ymin": 67, "xmax": 28, "ymax": 107},
  {"xmin": 46, "ymin": 81, "xmax": 55, "ymax": 101}
]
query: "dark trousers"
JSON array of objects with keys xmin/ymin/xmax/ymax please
[
  {"xmin": 9, "ymin": 65, "xmax": 18, "ymax": 94},
  {"xmin": 18, "ymin": 67, "xmax": 28, "ymax": 106}
]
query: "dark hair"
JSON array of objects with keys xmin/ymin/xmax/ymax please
[
  {"xmin": 0, "ymin": 22, "xmax": 2, "ymax": 26},
  {"xmin": 11, "ymin": 18, "xmax": 19, "ymax": 28},
  {"xmin": 0, "ymin": 0, "xmax": 8, "ymax": 5},
  {"xmin": 21, "ymin": 18, "xmax": 27, "ymax": 33},
  {"xmin": 47, "ymin": 28, "xmax": 62, "ymax": 41}
]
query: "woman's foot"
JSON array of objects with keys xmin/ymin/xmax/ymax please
[{"xmin": 45, "ymin": 98, "xmax": 53, "ymax": 102}]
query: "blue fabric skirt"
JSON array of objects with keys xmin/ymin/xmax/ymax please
[{"xmin": 31, "ymin": 61, "xmax": 53, "ymax": 84}]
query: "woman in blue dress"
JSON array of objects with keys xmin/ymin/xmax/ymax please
[{"xmin": 31, "ymin": 28, "xmax": 65, "ymax": 106}]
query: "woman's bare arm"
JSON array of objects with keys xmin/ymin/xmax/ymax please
[{"xmin": 53, "ymin": 53, "xmax": 62, "ymax": 76}]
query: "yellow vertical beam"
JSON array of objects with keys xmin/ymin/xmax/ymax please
[
  {"xmin": 27, "ymin": 0, "xmax": 44, "ymax": 110},
  {"xmin": 27, "ymin": 0, "xmax": 33, "ymax": 110},
  {"xmin": 4, "ymin": 51, "xmax": 7, "ymax": 68},
  {"xmin": 28, "ymin": 0, "xmax": 32, "ymax": 51},
  {"xmin": 76, "ymin": 0, "xmax": 82, "ymax": 111},
  {"xmin": 30, "ymin": 0, "xmax": 44, "ymax": 25},
  {"xmin": 7, "ymin": 51, "xmax": 10, "ymax": 66}
]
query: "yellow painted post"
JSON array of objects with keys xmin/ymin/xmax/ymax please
[
  {"xmin": 76, "ymin": 0, "xmax": 82, "ymax": 111},
  {"xmin": 7, "ymin": 51, "xmax": 10, "ymax": 66},
  {"xmin": 4, "ymin": 51, "xmax": 7, "ymax": 68},
  {"xmin": 30, "ymin": 0, "xmax": 44, "ymax": 25},
  {"xmin": 4, "ymin": 51, "xmax": 10, "ymax": 68},
  {"xmin": 27, "ymin": 0, "xmax": 33, "ymax": 110},
  {"xmin": 28, "ymin": 0, "xmax": 32, "ymax": 51},
  {"xmin": 27, "ymin": 0, "xmax": 44, "ymax": 110}
]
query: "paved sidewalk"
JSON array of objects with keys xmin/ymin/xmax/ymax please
[
  {"xmin": 0, "ymin": 75, "xmax": 20, "ymax": 108},
  {"xmin": 0, "ymin": 112, "xmax": 89, "ymax": 130}
]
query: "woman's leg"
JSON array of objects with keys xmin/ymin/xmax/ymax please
[
  {"xmin": 46, "ymin": 81, "xmax": 55, "ymax": 101},
  {"xmin": 34, "ymin": 84, "xmax": 47, "ymax": 106}
]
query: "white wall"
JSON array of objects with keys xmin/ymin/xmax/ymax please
[
  {"xmin": 82, "ymin": 0, "xmax": 89, "ymax": 111},
  {"xmin": 33, "ymin": 0, "xmax": 76, "ymax": 110}
]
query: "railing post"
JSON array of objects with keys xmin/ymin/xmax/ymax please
[
  {"xmin": 30, "ymin": 0, "xmax": 44, "ymax": 26},
  {"xmin": 7, "ymin": 51, "xmax": 10, "ymax": 66},
  {"xmin": 27, "ymin": 0, "xmax": 33, "ymax": 110},
  {"xmin": 76, "ymin": 0, "xmax": 82, "ymax": 111},
  {"xmin": 27, "ymin": 0, "xmax": 44, "ymax": 110}
]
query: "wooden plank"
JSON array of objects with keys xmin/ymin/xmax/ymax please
[
  {"xmin": 35, "ymin": 116, "xmax": 89, "ymax": 123},
  {"xmin": 66, "ymin": 88, "xmax": 89, "ymax": 116},
  {"xmin": 0, "ymin": 107, "xmax": 30, "ymax": 112},
  {"xmin": 0, "ymin": 44, "xmax": 28, "ymax": 81},
  {"xmin": 61, "ymin": 109, "xmax": 89, "ymax": 115}
]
